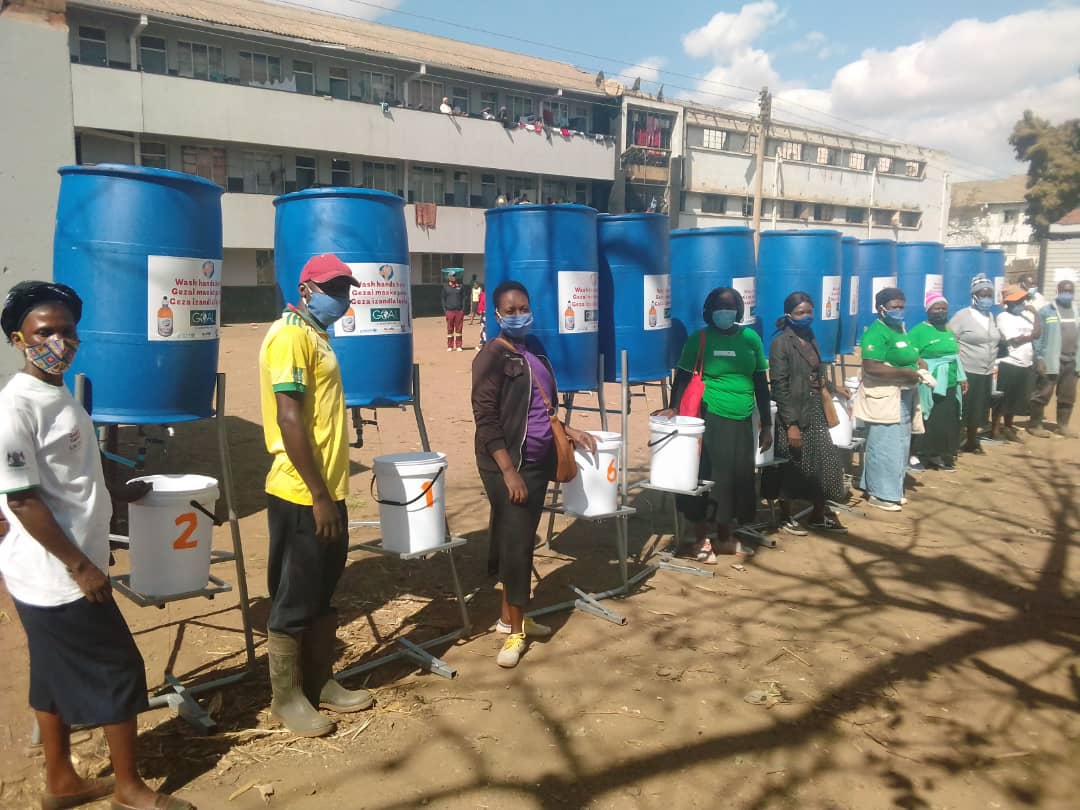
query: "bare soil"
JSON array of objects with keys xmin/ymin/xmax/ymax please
[{"xmin": 1, "ymin": 315, "xmax": 1079, "ymax": 809}]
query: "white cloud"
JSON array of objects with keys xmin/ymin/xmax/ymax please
[
  {"xmin": 624, "ymin": 56, "xmax": 666, "ymax": 87},
  {"xmin": 791, "ymin": 31, "xmax": 825, "ymax": 53},
  {"xmin": 682, "ymin": 1, "xmax": 783, "ymax": 60},
  {"xmin": 269, "ymin": 0, "xmax": 399, "ymax": 20}
]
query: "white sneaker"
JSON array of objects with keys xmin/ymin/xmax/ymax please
[
  {"xmin": 495, "ymin": 618, "xmax": 552, "ymax": 638},
  {"xmin": 868, "ymin": 496, "xmax": 902, "ymax": 512},
  {"xmin": 456, "ymin": 347, "xmax": 463, "ymax": 352},
  {"xmin": 446, "ymin": 347, "xmax": 452, "ymax": 352}
]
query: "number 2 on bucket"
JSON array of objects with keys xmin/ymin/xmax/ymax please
[{"xmin": 173, "ymin": 511, "xmax": 199, "ymax": 550}]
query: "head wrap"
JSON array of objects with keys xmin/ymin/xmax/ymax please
[
  {"xmin": 875, "ymin": 287, "xmax": 905, "ymax": 309},
  {"xmin": 1002, "ymin": 285, "xmax": 1027, "ymax": 305},
  {"xmin": 924, "ymin": 291, "xmax": 947, "ymax": 310},
  {"xmin": 970, "ymin": 274, "xmax": 993, "ymax": 295},
  {"xmin": 2, "ymin": 281, "xmax": 83, "ymax": 340}
]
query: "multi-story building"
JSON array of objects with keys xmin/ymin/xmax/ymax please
[{"xmin": 947, "ymin": 175, "xmax": 1038, "ymax": 276}]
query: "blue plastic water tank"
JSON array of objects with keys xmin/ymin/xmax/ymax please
[
  {"xmin": 943, "ymin": 246, "xmax": 984, "ymax": 315},
  {"xmin": 757, "ymin": 230, "xmax": 843, "ymax": 362},
  {"xmin": 597, "ymin": 213, "xmax": 671, "ymax": 383},
  {"xmin": 274, "ymin": 188, "xmax": 412, "ymax": 408},
  {"xmin": 896, "ymin": 242, "xmax": 945, "ymax": 321},
  {"xmin": 484, "ymin": 204, "xmax": 599, "ymax": 392},
  {"xmin": 53, "ymin": 164, "xmax": 223, "ymax": 424},
  {"xmin": 982, "ymin": 248, "xmax": 1006, "ymax": 313},
  {"xmin": 838, "ymin": 236, "xmax": 859, "ymax": 356},
  {"xmin": 855, "ymin": 239, "xmax": 897, "ymax": 334},
  {"xmin": 668, "ymin": 227, "xmax": 756, "ymax": 366}
]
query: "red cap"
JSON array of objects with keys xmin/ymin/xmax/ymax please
[{"xmin": 299, "ymin": 254, "xmax": 359, "ymax": 286}]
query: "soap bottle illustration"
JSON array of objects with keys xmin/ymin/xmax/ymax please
[
  {"xmin": 564, "ymin": 301, "xmax": 575, "ymax": 331},
  {"xmin": 156, "ymin": 297, "xmax": 174, "ymax": 337},
  {"xmin": 825, "ymin": 298, "xmax": 832, "ymax": 319},
  {"xmin": 648, "ymin": 302, "xmax": 658, "ymax": 328},
  {"xmin": 340, "ymin": 305, "xmax": 356, "ymax": 333}
]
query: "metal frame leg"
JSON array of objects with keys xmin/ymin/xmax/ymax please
[{"xmin": 411, "ymin": 363, "xmax": 432, "ymax": 453}]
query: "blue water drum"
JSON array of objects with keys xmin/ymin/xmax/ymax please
[
  {"xmin": 896, "ymin": 242, "xmax": 945, "ymax": 320},
  {"xmin": 54, "ymin": 165, "xmax": 222, "ymax": 424},
  {"xmin": 838, "ymin": 236, "xmax": 859, "ymax": 356},
  {"xmin": 855, "ymin": 239, "xmax": 897, "ymax": 334},
  {"xmin": 669, "ymin": 227, "xmax": 756, "ymax": 366},
  {"xmin": 597, "ymin": 213, "xmax": 671, "ymax": 383},
  {"xmin": 484, "ymin": 204, "xmax": 599, "ymax": 392},
  {"xmin": 274, "ymin": 188, "xmax": 412, "ymax": 407},
  {"xmin": 943, "ymin": 246, "xmax": 984, "ymax": 314},
  {"xmin": 757, "ymin": 230, "xmax": 843, "ymax": 362},
  {"xmin": 982, "ymin": 248, "xmax": 1006, "ymax": 313}
]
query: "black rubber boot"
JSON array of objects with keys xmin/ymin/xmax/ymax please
[
  {"xmin": 303, "ymin": 612, "xmax": 374, "ymax": 713},
  {"xmin": 268, "ymin": 631, "xmax": 335, "ymax": 737}
]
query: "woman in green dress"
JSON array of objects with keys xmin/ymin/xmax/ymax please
[{"xmin": 909, "ymin": 291, "xmax": 967, "ymax": 471}]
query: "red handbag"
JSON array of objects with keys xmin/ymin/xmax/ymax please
[{"xmin": 678, "ymin": 331, "xmax": 707, "ymax": 418}]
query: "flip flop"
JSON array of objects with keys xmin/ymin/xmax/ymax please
[
  {"xmin": 42, "ymin": 776, "xmax": 115, "ymax": 810},
  {"xmin": 111, "ymin": 795, "xmax": 196, "ymax": 810}
]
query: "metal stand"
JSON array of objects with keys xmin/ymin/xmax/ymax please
[
  {"xmin": 629, "ymin": 479, "xmax": 716, "ymax": 578},
  {"xmin": 350, "ymin": 363, "xmax": 432, "ymax": 452}
]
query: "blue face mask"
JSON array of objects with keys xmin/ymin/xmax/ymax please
[
  {"xmin": 711, "ymin": 309, "xmax": 738, "ymax": 330},
  {"xmin": 881, "ymin": 307, "xmax": 905, "ymax": 326},
  {"xmin": 499, "ymin": 312, "xmax": 533, "ymax": 338},
  {"xmin": 787, "ymin": 314, "xmax": 814, "ymax": 330},
  {"xmin": 973, "ymin": 296, "xmax": 994, "ymax": 313},
  {"xmin": 306, "ymin": 292, "xmax": 350, "ymax": 328},
  {"xmin": 1057, "ymin": 293, "xmax": 1074, "ymax": 307}
]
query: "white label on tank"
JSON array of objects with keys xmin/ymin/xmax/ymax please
[
  {"xmin": 821, "ymin": 275, "xmax": 841, "ymax": 321},
  {"xmin": 994, "ymin": 276, "xmax": 1005, "ymax": 305},
  {"xmin": 642, "ymin": 274, "xmax": 671, "ymax": 331},
  {"xmin": 334, "ymin": 262, "xmax": 412, "ymax": 337},
  {"xmin": 871, "ymin": 275, "xmax": 898, "ymax": 309},
  {"xmin": 732, "ymin": 276, "xmax": 756, "ymax": 311},
  {"xmin": 924, "ymin": 273, "xmax": 943, "ymax": 302},
  {"xmin": 848, "ymin": 276, "xmax": 860, "ymax": 316},
  {"xmin": 147, "ymin": 256, "xmax": 221, "ymax": 342},
  {"xmin": 557, "ymin": 271, "xmax": 599, "ymax": 334}
]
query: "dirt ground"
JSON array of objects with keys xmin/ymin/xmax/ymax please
[{"xmin": 1, "ymin": 314, "xmax": 1079, "ymax": 810}]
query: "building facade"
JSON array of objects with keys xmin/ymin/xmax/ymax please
[{"xmin": 948, "ymin": 175, "xmax": 1038, "ymax": 277}]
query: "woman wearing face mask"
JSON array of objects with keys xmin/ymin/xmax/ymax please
[
  {"xmin": 654, "ymin": 287, "xmax": 772, "ymax": 562},
  {"xmin": 853, "ymin": 288, "xmax": 927, "ymax": 512},
  {"xmin": 471, "ymin": 281, "xmax": 597, "ymax": 669},
  {"xmin": 992, "ymin": 286, "xmax": 1041, "ymax": 442},
  {"xmin": 909, "ymin": 292, "xmax": 967, "ymax": 471},
  {"xmin": 761, "ymin": 292, "xmax": 850, "ymax": 535},
  {"xmin": 948, "ymin": 274, "xmax": 1001, "ymax": 453}
]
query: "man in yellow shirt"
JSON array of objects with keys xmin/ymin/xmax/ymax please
[{"xmin": 259, "ymin": 254, "xmax": 371, "ymax": 737}]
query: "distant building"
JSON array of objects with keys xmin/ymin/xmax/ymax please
[
  {"xmin": 947, "ymin": 175, "xmax": 1037, "ymax": 277},
  {"xmin": 1042, "ymin": 207, "xmax": 1080, "ymax": 297}
]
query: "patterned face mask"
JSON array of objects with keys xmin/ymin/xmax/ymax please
[{"xmin": 20, "ymin": 336, "xmax": 79, "ymax": 375}]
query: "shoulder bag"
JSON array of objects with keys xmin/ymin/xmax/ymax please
[{"xmin": 678, "ymin": 331, "xmax": 707, "ymax": 418}]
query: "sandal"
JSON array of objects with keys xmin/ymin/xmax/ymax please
[
  {"xmin": 42, "ymin": 776, "xmax": 115, "ymax": 810},
  {"xmin": 695, "ymin": 540, "xmax": 717, "ymax": 565},
  {"xmin": 111, "ymin": 794, "xmax": 196, "ymax": 810}
]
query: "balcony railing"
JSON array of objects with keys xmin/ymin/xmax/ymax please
[{"xmin": 621, "ymin": 145, "xmax": 672, "ymax": 184}]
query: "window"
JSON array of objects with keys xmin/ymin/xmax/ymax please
[
  {"xmin": 845, "ymin": 207, "xmax": 866, "ymax": 224},
  {"xmin": 848, "ymin": 152, "xmax": 866, "ymax": 171},
  {"xmin": 1003, "ymin": 209, "xmax": 1018, "ymax": 224},
  {"xmin": 481, "ymin": 90, "xmax": 499, "ymax": 114},
  {"xmin": 139, "ymin": 36, "xmax": 166, "ymax": 74},
  {"xmin": 542, "ymin": 100, "xmax": 569, "ymax": 127},
  {"xmin": 815, "ymin": 146, "xmax": 832, "ymax": 165},
  {"xmin": 241, "ymin": 151, "xmax": 284, "ymax": 194},
  {"xmin": 900, "ymin": 211, "xmax": 921, "ymax": 228},
  {"xmin": 574, "ymin": 182, "xmax": 588, "ymax": 205},
  {"xmin": 451, "ymin": 87, "xmax": 470, "ymax": 115},
  {"xmin": 905, "ymin": 160, "xmax": 922, "ymax": 178},
  {"xmin": 419, "ymin": 253, "xmax": 465, "ymax": 285},
  {"xmin": 409, "ymin": 79, "xmax": 444, "ymax": 110},
  {"xmin": 702, "ymin": 129, "xmax": 727, "ymax": 150},
  {"xmin": 293, "ymin": 60, "xmax": 314, "ymax": 95},
  {"xmin": 140, "ymin": 141, "xmax": 167, "ymax": 169},
  {"xmin": 255, "ymin": 250, "xmax": 275, "ymax": 286},
  {"xmin": 481, "ymin": 173, "xmax": 498, "ymax": 208},
  {"xmin": 363, "ymin": 71, "xmax": 395, "ymax": 103},
  {"xmin": 876, "ymin": 156, "xmax": 892, "ymax": 173},
  {"xmin": 742, "ymin": 197, "xmax": 754, "ymax": 217},
  {"xmin": 409, "ymin": 165, "xmax": 445, "ymax": 204},
  {"xmin": 778, "ymin": 141, "xmax": 803, "ymax": 161},
  {"xmin": 239, "ymin": 51, "xmax": 282, "ymax": 85},
  {"xmin": 872, "ymin": 209, "xmax": 895, "ymax": 226},
  {"xmin": 78, "ymin": 26, "xmax": 108, "ymax": 67},
  {"xmin": 504, "ymin": 174, "xmax": 537, "ymax": 203},
  {"xmin": 450, "ymin": 171, "xmax": 470, "ymax": 206},
  {"xmin": 295, "ymin": 156, "xmax": 317, "ymax": 190},
  {"xmin": 362, "ymin": 161, "xmax": 398, "ymax": 194},
  {"xmin": 571, "ymin": 104, "xmax": 590, "ymax": 132},
  {"xmin": 177, "ymin": 41, "xmax": 224, "ymax": 81},
  {"xmin": 743, "ymin": 133, "xmax": 758, "ymax": 154},
  {"xmin": 331, "ymin": 159, "xmax": 352, "ymax": 187},
  {"xmin": 701, "ymin": 194, "xmax": 726, "ymax": 214},
  {"xmin": 507, "ymin": 94, "xmax": 535, "ymax": 122},
  {"xmin": 180, "ymin": 145, "xmax": 226, "ymax": 186},
  {"xmin": 813, "ymin": 203, "xmax": 834, "ymax": 222},
  {"xmin": 329, "ymin": 66, "xmax": 349, "ymax": 99}
]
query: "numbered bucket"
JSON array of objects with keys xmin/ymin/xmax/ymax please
[
  {"xmin": 752, "ymin": 402, "xmax": 779, "ymax": 467},
  {"xmin": 647, "ymin": 416, "xmax": 705, "ymax": 492},
  {"xmin": 829, "ymin": 395, "xmax": 854, "ymax": 447},
  {"xmin": 127, "ymin": 474, "xmax": 219, "ymax": 597},
  {"xmin": 373, "ymin": 452, "xmax": 448, "ymax": 554},
  {"xmin": 562, "ymin": 431, "xmax": 622, "ymax": 517}
]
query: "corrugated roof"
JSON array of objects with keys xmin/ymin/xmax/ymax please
[
  {"xmin": 78, "ymin": 0, "xmax": 622, "ymax": 97},
  {"xmin": 951, "ymin": 175, "xmax": 1029, "ymax": 207},
  {"xmin": 1056, "ymin": 208, "xmax": 1080, "ymax": 226}
]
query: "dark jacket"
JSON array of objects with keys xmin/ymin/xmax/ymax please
[
  {"xmin": 471, "ymin": 337, "xmax": 557, "ymax": 473},
  {"xmin": 768, "ymin": 327, "xmax": 835, "ymax": 429},
  {"xmin": 442, "ymin": 283, "xmax": 465, "ymax": 312}
]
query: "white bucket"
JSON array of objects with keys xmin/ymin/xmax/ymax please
[
  {"xmin": 562, "ymin": 431, "xmax": 622, "ymax": 517},
  {"xmin": 647, "ymin": 416, "xmax": 705, "ymax": 492},
  {"xmin": 753, "ymin": 402, "xmax": 779, "ymax": 466},
  {"xmin": 373, "ymin": 452, "xmax": 448, "ymax": 554},
  {"xmin": 127, "ymin": 474, "xmax": 219, "ymax": 597},
  {"xmin": 829, "ymin": 395, "xmax": 854, "ymax": 447}
]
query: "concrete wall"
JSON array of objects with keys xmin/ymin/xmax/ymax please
[{"xmin": 0, "ymin": 2, "xmax": 77, "ymax": 378}]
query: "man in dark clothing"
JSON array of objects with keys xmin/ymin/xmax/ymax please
[
  {"xmin": 442, "ymin": 272, "xmax": 465, "ymax": 352},
  {"xmin": 1031, "ymin": 280, "xmax": 1079, "ymax": 437}
]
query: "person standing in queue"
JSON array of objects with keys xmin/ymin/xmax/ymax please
[
  {"xmin": 471, "ymin": 281, "xmax": 597, "ymax": 669},
  {"xmin": 948, "ymin": 274, "xmax": 1001, "ymax": 454},
  {"xmin": 992, "ymin": 286, "xmax": 1041, "ymax": 442},
  {"xmin": 909, "ymin": 291, "xmax": 967, "ymax": 471},
  {"xmin": 258, "ymin": 254, "xmax": 373, "ymax": 738},
  {"xmin": 1029, "ymin": 280, "xmax": 1078, "ymax": 438},
  {"xmin": 469, "ymin": 275, "xmax": 482, "ymax": 324},
  {"xmin": 0, "ymin": 282, "xmax": 197, "ymax": 810},
  {"xmin": 442, "ymin": 271, "xmax": 466, "ymax": 352},
  {"xmin": 656, "ymin": 287, "xmax": 772, "ymax": 562},
  {"xmin": 854, "ymin": 288, "xmax": 927, "ymax": 512},
  {"xmin": 762, "ymin": 292, "xmax": 850, "ymax": 536}
]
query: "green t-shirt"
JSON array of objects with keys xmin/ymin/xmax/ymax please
[
  {"xmin": 678, "ymin": 326, "xmax": 768, "ymax": 419},
  {"xmin": 908, "ymin": 322, "xmax": 960, "ymax": 387},
  {"xmin": 861, "ymin": 318, "xmax": 920, "ymax": 370}
]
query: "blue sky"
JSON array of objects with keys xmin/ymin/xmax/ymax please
[{"xmin": 293, "ymin": 1, "xmax": 1080, "ymax": 177}]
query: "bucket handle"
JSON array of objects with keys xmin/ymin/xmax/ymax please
[
  {"xmin": 370, "ymin": 466, "xmax": 445, "ymax": 507},
  {"xmin": 647, "ymin": 429, "xmax": 680, "ymax": 449},
  {"xmin": 189, "ymin": 500, "xmax": 223, "ymax": 526}
]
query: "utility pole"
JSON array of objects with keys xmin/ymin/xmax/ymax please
[{"xmin": 751, "ymin": 86, "xmax": 771, "ymax": 257}]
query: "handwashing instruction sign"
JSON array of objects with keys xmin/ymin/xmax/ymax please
[
  {"xmin": 335, "ymin": 262, "xmax": 412, "ymax": 337},
  {"xmin": 872, "ymin": 276, "xmax": 898, "ymax": 310},
  {"xmin": 558, "ymin": 271, "xmax": 599, "ymax": 334},
  {"xmin": 924, "ymin": 274, "xmax": 944, "ymax": 301},
  {"xmin": 821, "ymin": 275, "xmax": 841, "ymax": 320},
  {"xmin": 148, "ymin": 256, "xmax": 221, "ymax": 342},
  {"xmin": 642, "ymin": 274, "xmax": 671, "ymax": 331}
]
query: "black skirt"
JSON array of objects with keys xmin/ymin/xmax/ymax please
[
  {"xmin": 13, "ymin": 596, "xmax": 148, "ymax": 726},
  {"xmin": 763, "ymin": 397, "xmax": 848, "ymax": 504},
  {"xmin": 917, "ymin": 388, "xmax": 962, "ymax": 462},
  {"xmin": 998, "ymin": 361, "xmax": 1034, "ymax": 416},
  {"xmin": 676, "ymin": 407, "xmax": 756, "ymax": 526}
]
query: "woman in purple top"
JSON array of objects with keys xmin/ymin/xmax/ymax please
[{"xmin": 471, "ymin": 281, "xmax": 597, "ymax": 669}]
